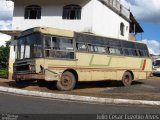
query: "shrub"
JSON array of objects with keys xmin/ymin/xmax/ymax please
[{"xmin": 0, "ymin": 69, "xmax": 8, "ymax": 78}]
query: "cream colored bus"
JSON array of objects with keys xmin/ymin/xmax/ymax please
[{"xmin": 13, "ymin": 27, "xmax": 152, "ymax": 91}]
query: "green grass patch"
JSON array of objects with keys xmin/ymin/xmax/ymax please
[{"xmin": 0, "ymin": 69, "xmax": 8, "ymax": 78}]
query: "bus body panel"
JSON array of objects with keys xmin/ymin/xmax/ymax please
[
  {"xmin": 32, "ymin": 53, "xmax": 152, "ymax": 82},
  {"xmin": 13, "ymin": 27, "xmax": 152, "ymax": 88}
]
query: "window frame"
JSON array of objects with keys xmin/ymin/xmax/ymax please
[
  {"xmin": 16, "ymin": 32, "xmax": 43, "ymax": 60},
  {"xmin": 87, "ymin": 43, "xmax": 106, "ymax": 54},
  {"xmin": 74, "ymin": 33, "xmax": 150, "ymax": 58},
  {"xmin": 120, "ymin": 22, "xmax": 125, "ymax": 36},
  {"xmin": 76, "ymin": 42, "xmax": 88, "ymax": 52},
  {"xmin": 44, "ymin": 35, "xmax": 75, "ymax": 60},
  {"xmin": 63, "ymin": 4, "xmax": 82, "ymax": 20},
  {"xmin": 24, "ymin": 5, "xmax": 41, "ymax": 19}
]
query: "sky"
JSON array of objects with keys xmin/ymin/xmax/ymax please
[
  {"xmin": 121, "ymin": 0, "xmax": 160, "ymax": 55},
  {"xmin": 0, "ymin": 0, "xmax": 13, "ymax": 46},
  {"xmin": 0, "ymin": 0, "xmax": 160, "ymax": 55}
]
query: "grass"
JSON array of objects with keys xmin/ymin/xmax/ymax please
[{"xmin": 0, "ymin": 68, "xmax": 8, "ymax": 78}]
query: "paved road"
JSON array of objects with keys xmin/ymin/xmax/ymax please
[
  {"xmin": 1, "ymin": 78, "xmax": 160, "ymax": 101},
  {"xmin": 0, "ymin": 92, "xmax": 159, "ymax": 114}
]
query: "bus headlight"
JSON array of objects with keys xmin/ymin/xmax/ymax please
[{"xmin": 29, "ymin": 65, "xmax": 35, "ymax": 71}]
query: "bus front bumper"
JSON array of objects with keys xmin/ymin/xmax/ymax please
[{"xmin": 14, "ymin": 73, "xmax": 45, "ymax": 80}]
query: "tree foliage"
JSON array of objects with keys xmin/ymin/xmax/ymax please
[{"xmin": 0, "ymin": 41, "xmax": 10, "ymax": 69}]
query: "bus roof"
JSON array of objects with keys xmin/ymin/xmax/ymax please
[
  {"xmin": 18, "ymin": 27, "xmax": 74, "ymax": 38},
  {"xmin": 18, "ymin": 27, "xmax": 147, "ymax": 46},
  {"xmin": 75, "ymin": 32, "xmax": 147, "ymax": 45}
]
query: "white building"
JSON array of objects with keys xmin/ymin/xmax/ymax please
[
  {"xmin": 6, "ymin": 0, "xmax": 143, "ymax": 39},
  {"xmin": 1, "ymin": 0, "xmax": 143, "ymax": 79}
]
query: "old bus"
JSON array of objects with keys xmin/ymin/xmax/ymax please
[{"xmin": 13, "ymin": 27, "xmax": 152, "ymax": 91}]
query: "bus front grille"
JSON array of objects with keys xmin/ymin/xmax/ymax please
[
  {"xmin": 14, "ymin": 60, "xmax": 35, "ymax": 74},
  {"xmin": 16, "ymin": 65, "xmax": 29, "ymax": 71}
]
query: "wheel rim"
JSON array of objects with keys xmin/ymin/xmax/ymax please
[
  {"xmin": 61, "ymin": 75, "xmax": 72, "ymax": 87},
  {"xmin": 123, "ymin": 75, "xmax": 131, "ymax": 85}
]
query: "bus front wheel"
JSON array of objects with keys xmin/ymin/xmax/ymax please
[
  {"xmin": 37, "ymin": 80, "xmax": 46, "ymax": 87},
  {"xmin": 56, "ymin": 71, "xmax": 76, "ymax": 91},
  {"xmin": 15, "ymin": 79, "xmax": 22, "ymax": 84},
  {"xmin": 122, "ymin": 72, "xmax": 132, "ymax": 87}
]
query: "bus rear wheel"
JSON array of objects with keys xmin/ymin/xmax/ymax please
[
  {"xmin": 122, "ymin": 72, "xmax": 132, "ymax": 87},
  {"xmin": 56, "ymin": 71, "xmax": 76, "ymax": 91}
]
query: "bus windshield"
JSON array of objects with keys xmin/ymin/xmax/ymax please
[{"xmin": 17, "ymin": 32, "xmax": 42, "ymax": 60}]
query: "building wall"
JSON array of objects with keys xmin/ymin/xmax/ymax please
[
  {"xmin": 12, "ymin": 0, "xmax": 94, "ymax": 32},
  {"xmin": 92, "ymin": 0, "xmax": 129, "ymax": 40},
  {"xmin": 12, "ymin": 0, "xmax": 129, "ymax": 39},
  {"xmin": 8, "ymin": 40, "xmax": 17, "ymax": 80}
]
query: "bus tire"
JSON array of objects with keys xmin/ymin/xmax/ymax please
[
  {"xmin": 122, "ymin": 72, "xmax": 132, "ymax": 87},
  {"xmin": 56, "ymin": 71, "xmax": 76, "ymax": 91},
  {"xmin": 15, "ymin": 79, "xmax": 22, "ymax": 84},
  {"xmin": 37, "ymin": 80, "xmax": 46, "ymax": 87}
]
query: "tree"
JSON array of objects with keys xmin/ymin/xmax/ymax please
[{"xmin": 0, "ymin": 41, "xmax": 10, "ymax": 69}]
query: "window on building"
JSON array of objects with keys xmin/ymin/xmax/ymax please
[
  {"xmin": 63, "ymin": 4, "xmax": 81, "ymax": 20},
  {"xmin": 120, "ymin": 22, "xmax": 125, "ymax": 36},
  {"xmin": 24, "ymin": 5, "xmax": 41, "ymax": 19}
]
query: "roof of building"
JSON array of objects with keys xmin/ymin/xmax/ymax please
[
  {"xmin": 130, "ymin": 13, "xmax": 144, "ymax": 33},
  {"xmin": 99, "ymin": 0, "xmax": 130, "ymax": 22}
]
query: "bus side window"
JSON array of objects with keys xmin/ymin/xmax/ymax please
[
  {"xmin": 124, "ymin": 49, "xmax": 138, "ymax": 56},
  {"xmin": 138, "ymin": 50, "xmax": 149, "ymax": 57},
  {"xmin": 66, "ymin": 52, "xmax": 74, "ymax": 59},
  {"xmin": 45, "ymin": 36, "xmax": 52, "ymax": 49},
  {"xmin": 95, "ymin": 46, "xmax": 106, "ymax": 53},
  {"xmin": 88, "ymin": 44, "xmax": 94, "ymax": 52},
  {"xmin": 131, "ymin": 49, "xmax": 138, "ymax": 56},
  {"xmin": 138, "ymin": 50, "xmax": 144, "ymax": 57},
  {"xmin": 45, "ymin": 50, "xmax": 52, "ymax": 57},
  {"xmin": 123, "ymin": 49, "xmax": 129, "ymax": 55},
  {"xmin": 109, "ymin": 47, "xmax": 122, "ymax": 55},
  {"xmin": 144, "ymin": 50, "xmax": 149, "ymax": 57},
  {"xmin": 52, "ymin": 37, "xmax": 57, "ymax": 49},
  {"xmin": 136, "ymin": 43, "xmax": 149, "ymax": 57},
  {"xmin": 76, "ymin": 43, "xmax": 87, "ymax": 52},
  {"xmin": 109, "ymin": 47, "xmax": 116, "ymax": 54}
]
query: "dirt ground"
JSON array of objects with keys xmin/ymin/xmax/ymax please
[{"xmin": 0, "ymin": 77, "xmax": 160, "ymax": 101}]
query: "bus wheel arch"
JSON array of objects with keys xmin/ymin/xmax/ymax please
[
  {"xmin": 63, "ymin": 69, "xmax": 78, "ymax": 82},
  {"xmin": 122, "ymin": 71, "xmax": 134, "ymax": 87},
  {"xmin": 56, "ymin": 69, "xmax": 78, "ymax": 91}
]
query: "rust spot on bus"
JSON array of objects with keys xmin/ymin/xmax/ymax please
[{"xmin": 142, "ymin": 59, "xmax": 147, "ymax": 71}]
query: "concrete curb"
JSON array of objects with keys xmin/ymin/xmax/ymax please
[{"xmin": 0, "ymin": 86, "xmax": 160, "ymax": 106}]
